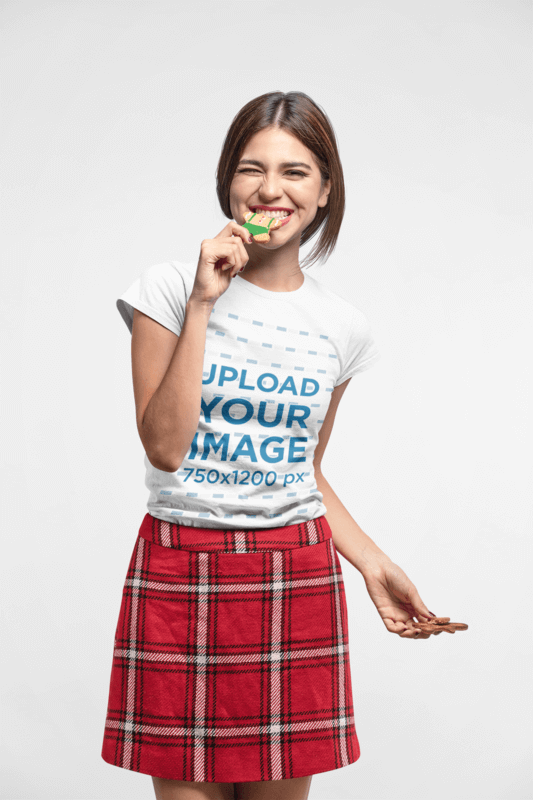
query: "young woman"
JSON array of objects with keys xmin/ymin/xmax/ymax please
[{"xmin": 101, "ymin": 91, "xmax": 436, "ymax": 800}]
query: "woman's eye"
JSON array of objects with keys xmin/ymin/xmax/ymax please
[{"xmin": 236, "ymin": 169, "xmax": 306, "ymax": 177}]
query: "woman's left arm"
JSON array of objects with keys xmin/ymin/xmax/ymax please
[
  {"xmin": 315, "ymin": 468, "xmax": 391, "ymax": 575},
  {"xmin": 315, "ymin": 379, "xmax": 436, "ymax": 639}
]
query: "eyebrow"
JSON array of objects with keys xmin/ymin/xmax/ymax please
[{"xmin": 237, "ymin": 159, "xmax": 312, "ymax": 170}]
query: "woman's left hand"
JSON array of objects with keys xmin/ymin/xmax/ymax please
[{"xmin": 362, "ymin": 560, "xmax": 437, "ymax": 639}]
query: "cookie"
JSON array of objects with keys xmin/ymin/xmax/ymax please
[
  {"xmin": 413, "ymin": 616, "xmax": 468, "ymax": 635},
  {"xmin": 243, "ymin": 211, "xmax": 284, "ymax": 242}
]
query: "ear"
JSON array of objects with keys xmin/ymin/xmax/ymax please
[{"xmin": 318, "ymin": 178, "xmax": 331, "ymax": 209}]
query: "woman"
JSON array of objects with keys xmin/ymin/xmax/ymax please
[{"xmin": 101, "ymin": 91, "xmax": 436, "ymax": 800}]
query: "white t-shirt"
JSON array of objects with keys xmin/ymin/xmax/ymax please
[{"xmin": 117, "ymin": 260, "xmax": 381, "ymax": 529}]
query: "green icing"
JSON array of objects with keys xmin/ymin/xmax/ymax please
[
  {"xmin": 243, "ymin": 221, "xmax": 273, "ymax": 235},
  {"xmin": 243, "ymin": 213, "xmax": 277, "ymax": 236}
]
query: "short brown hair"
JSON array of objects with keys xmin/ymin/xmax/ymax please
[{"xmin": 216, "ymin": 91, "xmax": 345, "ymax": 270}]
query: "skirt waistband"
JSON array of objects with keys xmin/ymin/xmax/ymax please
[{"xmin": 138, "ymin": 513, "xmax": 332, "ymax": 552}]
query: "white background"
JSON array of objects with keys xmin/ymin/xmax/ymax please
[{"xmin": 1, "ymin": 1, "xmax": 531, "ymax": 798}]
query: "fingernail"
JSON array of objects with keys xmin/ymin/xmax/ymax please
[
  {"xmin": 429, "ymin": 612, "xmax": 436, "ymax": 617},
  {"xmin": 240, "ymin": 266, "xmax": 245, "ymax": 272},
  {"xmin": 248, "ymin": 236, "xmax": 253, "ymax": 243}
]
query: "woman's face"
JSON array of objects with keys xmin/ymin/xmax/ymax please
[{"xmin": 229, "ymin": 127, "xmax": 331, "ymax": 248}]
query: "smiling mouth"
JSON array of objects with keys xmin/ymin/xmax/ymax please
[
  {"xmin": 249, "ymin": 206, "xmax": 294, "ymax": 218},
  {"xmin": 247, "ymin": 208, "xmax": 294, "ymax": 230}
]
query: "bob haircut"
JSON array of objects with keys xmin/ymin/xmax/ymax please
[{"xmin": 216, "ymin": 91, "xmax": 345, "ymax": 270}]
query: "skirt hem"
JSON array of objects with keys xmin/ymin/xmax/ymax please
[{"xmin": 101, "ymin": 749, "xmax": 361, "ymax": 783}]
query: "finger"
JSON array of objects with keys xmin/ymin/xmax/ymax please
[
  {"xmin": 216, "ymin": 220, "xmax": 253, "ymax": 246},
  {"xmin": 416, "ymin": 612, "xmax": 434, "ymax": 622},
  {"xmin": 216, "ymin": 233, "xmax": 250, "ymax": 258},
  {"xmin": 384, "ymin": 619, "xmax": 409, "ymax": 635},
  {"xmin": 399, "ymin": 620, "xmax": 430, "ymax": 639},
  {"xmin": 232, "ymin": 239, "xmax": 249, "ymax": 274},
  {"xmin": 213, "ymin": 244, "xmax": 239, "ymax": 270},
  {"xmin": 230, "ymin": 261, "xmax": 244, "ymax": 278},
  {"xmin": 402, "ymin": 605, "xmax": 433, "ymax": 625},
  {"xmin": 230, "ymin": 240, "xmax": 244, "ymax": 272},
  {"xmin": 399, "ymin": 628, "xmax": 414, "ymax": 638},
  {"xmin": 408, "ymin": 589, "xmax": 435, "ymax": 622},
  {"xmin": 219, "ymin": 242, "xmax": 242, "ymax": 273},
  {"xmin": 400, "ymin": 628, "xmax": 430, "ymax": 639},
  {"xmin": 233, "ymin": 222, "xmax": 254, "ymax": 245},
  {"xmin": 222, "ymin": 238, "xmax": 247, "ymax": 270},
  {"xmin": 217, "ymin": 256, "xmax": 231, "ymax": 271},
  {"xmin": 229, "ymin": 218, "xmax": 255, "ymax": 244},
  {"xmin": 415, "ymin": 613, "xmax": 434, "ymax": 623}
]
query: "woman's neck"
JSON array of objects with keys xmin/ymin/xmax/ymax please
[{"xmin": 242, "ymin": 241, "xmax": 304, "ymax": 292}]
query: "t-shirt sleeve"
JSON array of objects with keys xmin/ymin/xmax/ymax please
[
  {"xmin": 334, "ymin": 308, "xmax": 381, "ymax": 386},
  {"xmin": 116, "ymin": 261, "xmax": 189, "ymax": 337}
]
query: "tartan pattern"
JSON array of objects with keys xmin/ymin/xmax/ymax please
[
  {"xmin": 137, "ymin": 513, "xmax": 333, "ymax": 552},
  {"xmin": 101, "ymin": 514, "xmax": 360, "ymax": 783}
]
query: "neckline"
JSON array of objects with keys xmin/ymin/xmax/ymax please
[{"xmin": 234, "ymin": 271, "xmax": 311, "ymax": 299}]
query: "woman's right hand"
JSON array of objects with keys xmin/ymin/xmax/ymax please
[{"xmin": 189, "ymin": 220, "xmax": 252, "ymax": 307}]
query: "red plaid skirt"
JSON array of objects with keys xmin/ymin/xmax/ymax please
[{"xmin": 101, "ymin": 513, "xmax": 361, "ymax": 783}]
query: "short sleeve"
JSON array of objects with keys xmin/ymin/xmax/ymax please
[
  {"xmin": 116, "ymin": 261, "xmax": 189, "ymax": 337},
  {"xmin": 334, "ymin": 308, "xmax": 381, "ymax": 386}
]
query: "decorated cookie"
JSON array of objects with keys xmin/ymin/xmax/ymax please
[
  {"xmin": 413, "ymin": 616, "xmax": 468, "ymax": 635},
  {"xmin": 243, "ymin": 211, "xmax": 284, "ymax": 242}
]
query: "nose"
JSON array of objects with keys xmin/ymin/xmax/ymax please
[{"xmin": 256, "ymin": 172, "xmax": 284, "ymax": 203}]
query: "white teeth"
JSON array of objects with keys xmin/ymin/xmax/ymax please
[{"xmin": 251, "ymin": 209, "xmax": 290, "ymax": 219}]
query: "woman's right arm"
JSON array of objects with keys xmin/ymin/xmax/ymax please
[
  {"xmin": 133, "ymin": 299, "xmax": 212, "ymax": 472},
  {"xmin": 131, "ymin": 223, "xmax": 251, "ymax": 472}
]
